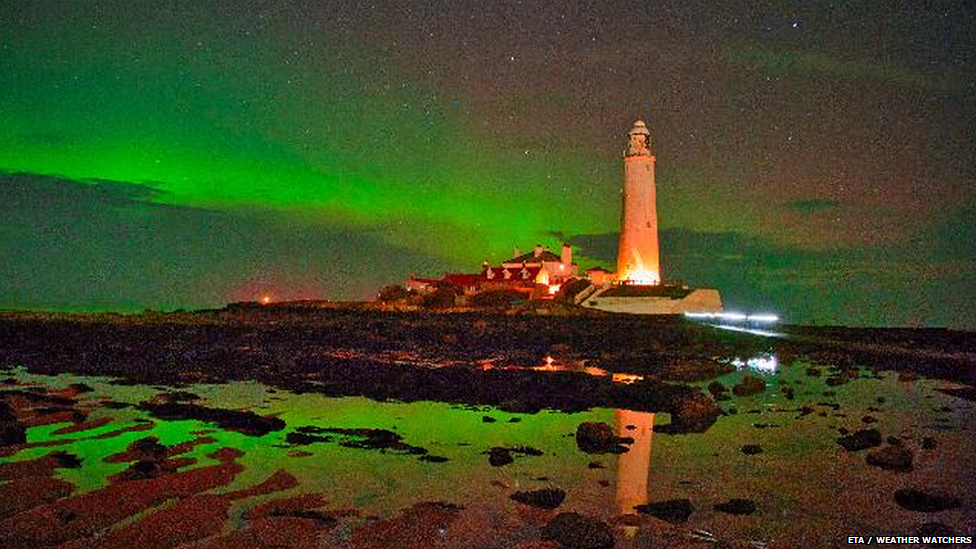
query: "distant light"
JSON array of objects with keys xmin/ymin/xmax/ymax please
[
  {"xmin": 684, "ymin": 311, "xmax": 780, "ymax": 324},
  {"xmin": 748, "ymin": 354, "xmax": 778, "ymax": 373},
  {"xmin": 548, "ymin": 284, "xmax": 561, "ymax": 295},
  {"xmin": 746, "ymin": 314, "xmax": 779, "ymax": 323},
  {"xmin": 720, "ymin": 312, "xmax": 748, "ymax": 321},
  {"xmin": 727, "ymin": 353, "xmax": 778, "ymax": 373},
  {"xmin": 261, "ymin": 296, "xmax": 272, "ymax": 305}
]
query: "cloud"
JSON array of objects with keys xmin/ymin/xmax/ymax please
[
  {"xmin": 783, "ymin": 198, "xmax": 843, "ymax": 216},
  {"xmin": 729, "ymin": 48, "xmax": 966, "ymax": 93},
  {"xmin": 0, "ymin": 171, "xmax": 451, "ymax": 311},
  {"xmin": 562, "ymin": 227, "xmax": 976, "ymax": 329}
]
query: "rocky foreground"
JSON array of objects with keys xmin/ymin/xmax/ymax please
[{"xmin": 0, "ymin": 307, "xmax": 974, "ymax": 548}]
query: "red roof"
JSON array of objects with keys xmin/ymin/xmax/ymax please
[{"xmin": 443, "ymin": 273, "xmax": 484, "ymax": 286}]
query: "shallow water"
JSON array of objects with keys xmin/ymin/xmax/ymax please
[{"xmin": 1, "ymin": 355, "xmax": 974, "ymax": 545}]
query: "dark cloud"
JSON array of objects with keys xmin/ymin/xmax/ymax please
[
  {"xmin": 783, "ymin": 198, "xmax": 844, "ymax": 216},
  {"xmin": 728, "ymin": 48, "xmax": 968, "ymax": 93},
  {"xmin": 564, "ymin": 228, "xmax": 976, "ymax": 329},
  {"xmin": 0, "ymin": 171, "xmax": 452, "ymax": 311}
]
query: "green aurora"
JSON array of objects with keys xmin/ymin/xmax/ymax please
[{"xmin": 1, "ymin": 1, "xmax": 974, "ymax": 327}]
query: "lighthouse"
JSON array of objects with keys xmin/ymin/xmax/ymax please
[
  {"xmin": 616, "ymin": 120, "xmax": 660, "ymax": 285},
  {"xmin": 580, "ymin": 120, "xmax": 723, "ymax": 313}
]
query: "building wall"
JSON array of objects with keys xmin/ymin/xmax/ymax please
[
  {"xmin": 581, "ymin": 288, "xmax": 723, "ymax": 315},
  {"xmin": 617, "ymin": 154, "xmax": 660, "ymax": 283}
]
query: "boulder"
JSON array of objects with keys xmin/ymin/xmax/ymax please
[
  {"xmin": 0, "ymin": 401, "xmax": 26, "ymax": 446},
  {"xmin": 541, "ymin": 512, "xmax": 614, "ymax": 549},
  {"xmin": 732, "ymin": 375, "xmax": 765, "ymax": 397},
  {"xmin": 668, "ymin": 392, "xmax": 722, "ymax": 433},
  {"xmin": 866, "ymin": 445, "xmax": 913, "ymax": 472},
  {"xmin": 634, "ymin": 498, "xmax": 694, "ymax": 523},
  {"xmin": 706, "ymin": 381, "xmax": 728, "ymax": 399},
  {"xmin": 510, "ymin": 488, "xmax": 566, "ymax": 509},
  {"xmin": 740, "ymin": 444, "xmax": 763, "ymax": 455},
  {"xmin": 894, "ymin": 488, "xmax": 961, "ymax": 512},
  {"xmin": 488, "ymin": 447, "xmax": 514, "ymax": 467},
  {"xmin": 576, "ymin": 422, "xmax": 632, "ymax": 454},
  {"xmin": 713, "ymin": 498, "xmax": 756, "ymax": 515},
  {"xmin": 837, "ymin": 429, "xmax": 882, "ymax": 452}
]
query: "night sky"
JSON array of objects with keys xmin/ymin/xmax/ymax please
[{"xmin": 1, "ymin": 1, "xmax": 974, "ymax": 327}]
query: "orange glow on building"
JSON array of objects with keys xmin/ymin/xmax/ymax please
[
  {"xmin": 621, "ymin": 267, "xmax": 660, "ymax": 286},
  {"xmin": 616, "ymin": 120, "xmax": 661, "ymax": 285},
  {"xmin": 615, "ymin": 410, "xmax": 655, "ymax": 515}
]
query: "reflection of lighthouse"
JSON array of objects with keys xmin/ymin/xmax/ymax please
[
  {"xmin": 615, "ymin": 409, "xmax": 655, "ymax": 514},
  {"xmin": 616, "ymin": 120, "xmax": 661, "ymax": 285}
]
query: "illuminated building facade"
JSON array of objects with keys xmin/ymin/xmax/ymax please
[{"xmin": 616, "ymin": 120, "xmax": 660, "ymax": 285}]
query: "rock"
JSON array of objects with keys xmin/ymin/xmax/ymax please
[
  {"xmin": 732, "ymin": 375, "xmax": 765, "ymax": 397},
  {"xmin": 66, "ymin": 383, "xmax": 95, "ymax": 394},
  {"xmin": 837, "ymin": 429, "xmax": 882, "ymax": 452},
  {"xmin": 541, "ymin": 512, "xmax": 614, "ymax": 549},
  {"xmin": 866, "ymin": 445, "xmax": 913, "ymax": 472},
  {"xmin": 138, "ymin": 401, "xmax": 285, "ymax": 436},
  {"xmin": 861, "ymin": 415, "xmax": 877, "ymax": 424},
  {"xmin": 714, "ymin": 498, "xmax": 756, "ymax": 515},
  {"xmin": 509, "ymin": 417, "xmax": 522, "ymax": 423},
  {"xmin": 634, "ymin": 498, "xmax": 693, "ymax": 523},
  {"xmin": 575, "ymin": 422, "xmax": 632, "ymax": 454},
  {"xmin": 922, "ymin": 436, "xmax": 938, "ymax": 450},
  {"xmin": 482, "ymin": 416, "xmax": 497, "ymax": 423},
  {"xmin": 668, "ymin": 392, "xmax": 722, "ymax": 433},
  {"xmin": 508, "ymin": 445, "xmax": 544, "ymax": 456},
  {"xmin": 510, "ymin": 488, "xmax": 566, "ymax": 509},
  {"xmin": 806, "ymin": 367, "xmax": 822, "ymax": 377},
  {"xmin": 49, "ymin": 451, "xmax": 83, "ymax": 469},
  {"xmin": 781, "ymin": 387, "xmax": 795, "ymax": 400},
  {"xmin": 894, "ymin": 488, "xmax": 961, "ymax": 512},
  {"xmin": 488, "ymin": 447, "xmax": 513, "ymax": 467},
  {"xmin": 285, "ymin": 428, "xmax": 332, "ymax": 446},
  {"xmin": 587, "ymin": 461, "xmax": 605, "ymax": 469},
  {"xmin": 486, "ymin": 445, "xmax": 542, "ymax": 467},
  {"xmin": 418, "ymin": 455, "xmax": 448, "ymax": 463},
  {"xmin": 886, "ymin": 436, "xmax": 902, "ymax": 446},
  {"xmin": 741, "ymin": 444, "xmax": 763, "ymax": 455},
  {"xmin": 706, "ymin": 381, "xmax": 728, "ymax": 398},
  {"xmin": 0, "ymin": 419, "xmax": 26, "ymax": 446},
  {"xmin": 0, "ymin": 402, "xmax": 26, "ymax": 446}
]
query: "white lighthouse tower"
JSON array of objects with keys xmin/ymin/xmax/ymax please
[
  {"xmin": 616, "ymin": 120, "xmax": 660, "ymax": 285},
  {"xmin": 577, "ymin": 119, "xmax": 723, "ymax": 314}
]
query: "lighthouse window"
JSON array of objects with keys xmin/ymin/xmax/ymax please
[{"xmin": 646, "ymin": 222, "xmax": 652, "ymax": 228}]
